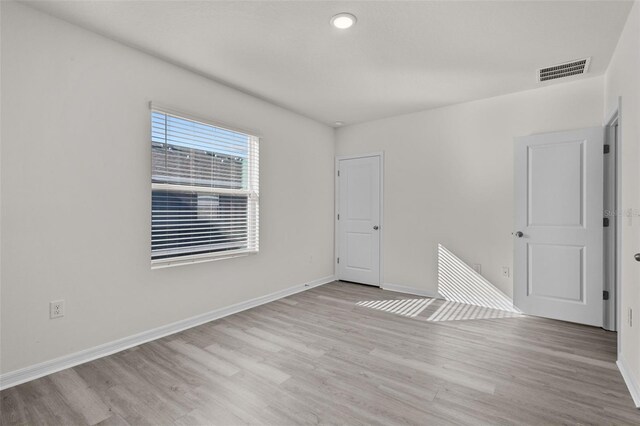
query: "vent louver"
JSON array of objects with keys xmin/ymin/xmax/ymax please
[{"xmin": 538, "ymin": 57, "xmax": 591, "ymax": 82}]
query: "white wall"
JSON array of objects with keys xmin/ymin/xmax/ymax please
[
  {"xmin": 1, "ymin": 0, "xmax": 633, "ymax": 390},
  {"xmin": 0, "ymin": 2, "xmax": 335, "ymax": 374},
  {"xmin": 604, "ymin": 0, "xmax": 640, "ymax": 400},
  {"xmin": 336, "ymin": 77, "xmax": 604, "ymax": 298}
]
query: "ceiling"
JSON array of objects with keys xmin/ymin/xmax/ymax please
[{"xmin": 23, "ymin": 1, "xmax": 634, "ymax": 126}]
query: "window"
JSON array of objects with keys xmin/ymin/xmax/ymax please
[{"xmin": 151, "ymin": 107, "xmax": 259, "ymax": 266}]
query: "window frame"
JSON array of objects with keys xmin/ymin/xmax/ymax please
[{"xmin": 150, "ymin": 103, "xmax": 260, "ymax": 268}]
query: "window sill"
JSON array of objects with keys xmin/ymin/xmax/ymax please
[{"xmin": 151, "ymin": 249, "xmax": 258, "ymax": 269}]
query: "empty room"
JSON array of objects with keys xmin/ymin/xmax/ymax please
[{"xmin": 2, "ymin": 0, "xmax": 640, "ymax": 424}]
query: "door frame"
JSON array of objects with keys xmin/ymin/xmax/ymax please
[
  {"xmin": 335, "ymin": 152, "xmax": 384, "ymax": 286},
  {"xmin": 604, "ymin": 99, "xmax": 622, "ymax": 350}
]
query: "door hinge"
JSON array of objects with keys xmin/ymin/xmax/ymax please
[
  {"xmin": 604, "ymin": 144, "xmax": 610, "ymax": 154},
  {"xmin": 337, "ymin": 257, "xmax": 340, "ymax": 264},
  {"xmin": 603, "ymin": 290, "xmax": 610, "ymax": 300},
  {"xmin": 337, "ymin": 213, "xmax": 340, "ymax": 220},
  {"xmin": 337, "ymin": 170, "xmax": 340, "ymax": 177},
  {"xmin": 604, "ymin": 217, "xmax": 610, "ymax": 227}
]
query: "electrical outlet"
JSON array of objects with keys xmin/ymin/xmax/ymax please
[
  {"xmin": 50, "ymin": 300, "xmax": 65, "ymax": 319},
  {"xmin": 502, "ymin": 267, "xmax": 510, "ymax": 278},
  {"xmin": 473, "ymin": 264, "xmax": 481, "ymax": 274}
]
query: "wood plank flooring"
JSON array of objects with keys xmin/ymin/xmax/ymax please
[{"xmin": 2, "ymin": 281, "xmax": 639, "ymax": 425}]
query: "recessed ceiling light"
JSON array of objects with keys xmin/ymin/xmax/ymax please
[
  {"xmin": 330, "ymin": 13, "xmax": 357, "ymax": 29},
  {"xmin": 334, "ymin": 121, "xmax": 344, "ymax": 126}
]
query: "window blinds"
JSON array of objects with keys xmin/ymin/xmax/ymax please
[{"xmin": 151, "ymin": 108, "xmax": 259, "ymax": 266}]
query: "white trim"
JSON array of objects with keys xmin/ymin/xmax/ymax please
[
  {"xmin": 0, "ymin": 275, "xmax": 335, "ymax": 390},
  {"xmin": 335, "ymin": 152, "xmax": 385, "ymax": 161},
  {"xmin": 617, "ymin": 356, "xmax": 640, "ymax": 408},
  {"xmin": 149, "ymin": 101, "xmax": 261, "ymax": 138},
  {"xmin": 604, "ymin": 97, "xmax": 621, "ymax": 128},
  {"xmin": 334, "ymin": 159, "xmax": 339, "ymax": 280},
  {"xmin": 151, "ymin": 250, "xmax": 256, "ymax": 269},
  {"xmin": 381, "ymin": 283, "xmax": 442, "ymax": 299},
  {"xmin": 379, "ymin": 153, "xmax": 385, "ymax": 287},
  {"xmin": 603, "ymin": 108, "xmax": 619, "ymax": 332},
  {"xmin": 151, "ymin": 183, "xmax": 252, "ymax": 196},
  {"xmin": 335, "ymin": 152, "xmax": 384, "ymax": 286},
  {"xmin": 604, "ymin": 97, "xmax": 622, "ymax": 354}
]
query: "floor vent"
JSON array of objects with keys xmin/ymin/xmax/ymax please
[{"xmin": 538, "ymin": 57, "xmax": 591, "ymax": 82}]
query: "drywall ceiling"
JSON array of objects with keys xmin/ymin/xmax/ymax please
[{"xmin": 22, "ymin": 1, "xmax": 633, "ymax": 126}]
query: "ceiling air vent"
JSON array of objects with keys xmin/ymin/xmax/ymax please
[{"xmin": 538, "ymin": 57, "xmax": 591, "ymax": 82}]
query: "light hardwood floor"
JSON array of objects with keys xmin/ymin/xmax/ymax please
[{"xmin": 1, "ymin": 281, "xmax": 639, "ymax": 425}]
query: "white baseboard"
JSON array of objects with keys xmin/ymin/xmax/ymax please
[
  {"xmin": 381, "ymin": 283, "xmax": 441, "ymax": 299},
  {"xmin": 0, "ymin": 275, "xmax": 335, "ymax": 390},
  {"xmin": 617, "ymin": 356, "xmax": 640, "ymax": 408}
]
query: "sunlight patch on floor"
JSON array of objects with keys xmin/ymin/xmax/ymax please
[
  {"xmin": 355, "ymin": 298, "xmax": 435, "ymax": 318},
  {"xmin": 355, "ymin": 244, "xmax": 524, "ymax": 322},
  {"xmin": 425, "ymin": 300, "xmax": 521, "ymax": 322},
  {"xmin": 356, "ymin": 297, "xmax": 522, "ymax": 322},
  {"xmin": 438, "ymin": 244, "xmax": 520, "ymax": 313}
]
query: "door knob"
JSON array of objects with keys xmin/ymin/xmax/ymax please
[
  {"xmin": 514, "ymin": 231, "xmax": 524, "ymax": 238},
  {"xmin": 635, "ymin": 253, "xmax": 640, "ymax": 262},
  {"xmin": 373, "ymin": 225, "xmax": 379, "ymax": 230}
]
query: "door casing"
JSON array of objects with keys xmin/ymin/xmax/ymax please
[
  {"xmin": 604, "ymin": 108, "xmax": 620, "ymax": 332},
  {"xmin": 335, "ymin": 152, "xmax": 384, "ymax": 286},
  {"xmin": 604, "ymin": 99, "xmax": 622, "ymax": 351}
]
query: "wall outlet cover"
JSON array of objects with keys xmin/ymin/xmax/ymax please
[{"xmin": 50, "ymin": 300, "xmax": 65, "ymax": 319}]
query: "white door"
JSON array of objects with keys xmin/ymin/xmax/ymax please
[
  {"xmin": 337, "ymin": 155, "xmax": 381, "ymax": 286},
  {"xmin": 514, "ymin": 127, "xmax": 604, "ymax": 327}
]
